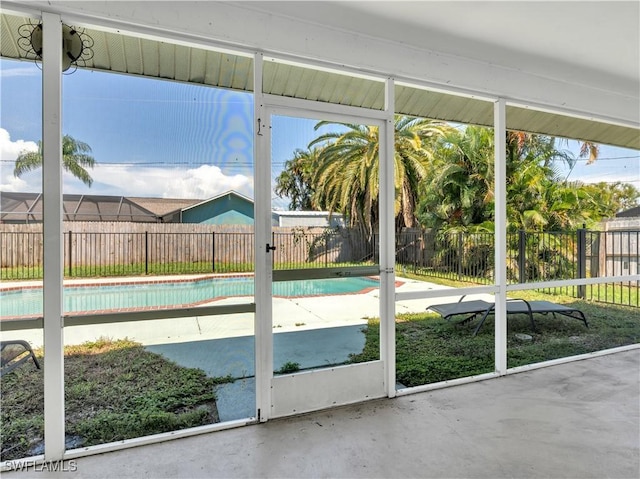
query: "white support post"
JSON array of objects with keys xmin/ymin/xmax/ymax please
[
  {"xmin": 381, "ymin": 78, "xmax": 396, "ymax": 397},
  {"xmin": 494, "ymin": 98, "xmax": 508, "ymax": 374},
  {"xmin": 41, "ymin": 12, "xmax": 65, "ymax": 460},
  {"xmin": 253, "ymin": 52, "xmax": 272, "ymax": 422}
]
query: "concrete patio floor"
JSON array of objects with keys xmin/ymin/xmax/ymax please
[{"xmin": 4, "ymin": 348, "xmax": 639, "ymax": 479}]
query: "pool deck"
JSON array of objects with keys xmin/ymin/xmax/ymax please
[{"xmin": 1, "ymin": 276, "xmax": 476, "ymax": 347}]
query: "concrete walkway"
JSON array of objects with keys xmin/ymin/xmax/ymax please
[
  {"xmin": 146, "ymin": 325, "xmax": 369, "ymax": 421},
  {"xmin": 4, "ymin": 349, "xmax": 638, "ymax": 478}
]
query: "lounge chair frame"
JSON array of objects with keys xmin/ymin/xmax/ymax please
[
  {"xmin": 427, "ymin": 297, "xmax": 588, "ymax": 336},
  {"xmin": 1, "ymin": 340, "xmax": 41, "ymax": 376}
]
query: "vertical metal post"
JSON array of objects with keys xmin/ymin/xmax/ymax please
[
  {"xmin": 381, "ymin": 77, "xmax": 396, "ymax": 398},
  {"xmin": 457, "ymin": 232, "xmax": 463, "ymax": 280},
  {"xmin": 325, "ymin": 233, "xmax": 328, "ymax": 268},
  {"xmin": 42, "ymin": 12, "xmax": 65, "ymax": 461},
  {"xmin": 518, "ymin": 229, "xmax": 526, "ymax": 283},
  {"xmin": 145, "ymin": 231, "xmax": 149, "ymax": 275},
  {"xmin": 212, "ymin": 231, "xmax": 216, "ymax": 272},
  {"xmin": 577, "ymin": 227, "xmax": 586, "ymax": 299},
  {"xmin": 413, "ymin": 232, "xmax": 418, "ymax": 274},
  {"xmin": 494, "ymin": 98, "xmax": 508, "ymax": 374},
  {"xmin": 67, "ymin": 231, "xmax": 72, "ymax": 277},
  {"xmin": 253, "ymin": 52, "xmax": 272, "ymax": 422}
]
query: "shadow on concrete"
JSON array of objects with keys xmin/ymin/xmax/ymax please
[{"xmin": 145, "ymin": 324, "xmax": 368, "ymax": 421}]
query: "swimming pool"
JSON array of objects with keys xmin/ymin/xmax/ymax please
[{"xmin": 0, "ymin": 276, "xmax": 379, "ymax": 317}]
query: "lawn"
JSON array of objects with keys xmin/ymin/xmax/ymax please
[
  {"xmin": 0, "ymin": 338, "xmax": 224, "ymax": 462},
  {"xmin": 350, "ymin": 289, "xmax": 640, "ymax": 387}
]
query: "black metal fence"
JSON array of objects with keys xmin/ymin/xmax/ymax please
[
  {"xmin": 395, "ymin": 229, "xmax": 639, "ymax": 307},
  {"xmin": 1, "ymin": 228, "xmax": 638, "ymax": 307}
]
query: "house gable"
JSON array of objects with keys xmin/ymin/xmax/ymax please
[{"xmin": 180, "ymin": 191, "xmax": 254, "ymax": 225}]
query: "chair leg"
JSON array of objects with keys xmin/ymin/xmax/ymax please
[{"xmin": 472, "ymin": 308, "xmax": 494, "ymax": 336}]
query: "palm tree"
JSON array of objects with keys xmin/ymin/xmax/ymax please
[
  {"xmin": 14, "ymin": 135, "xmax": 96, "ymax": 186},
  {"xmin": 274, "ymin": 147, "xmax": 320, "ymax": 210},
  {"xmin": 578, "ymin": 141, "xmax": 600, "ymax": 165},
  {"xmin": 418, "ymin": 126, "xmax": 495, "ymax": 230},
  {"xmin": 420, "ymin": 127, "xmax": 594, "ymax": 233},
  {"xmin": 308, "ymin": 116, "xmax": 450, "ymax": 238}
]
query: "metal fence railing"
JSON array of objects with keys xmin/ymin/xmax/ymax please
[
  {"xmin": 1, "ymin": 228, "xmax": 638, "ymax": 308},
  {"xmin": 395, "ymin": 229, "xmax": 639, "ymax": 308}
]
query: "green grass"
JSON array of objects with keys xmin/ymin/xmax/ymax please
[
  {"xmin": 275, "ymin": 361, "xmax": 301, "ymax": 374},
  {"xmin": 579, "ymin": 282, "xmax": 639, "ymax": 307},
  {"xmin": 350, "ymin": 288, "xmax": 640, "ymax": 388},
  {"xmin": 1, "ymin": 261, "xmax": 375, "ymax": 281},
  {"xmin": 0, "ymin": 338, "xmax": 226, "ymax": 461},
  {"xmin": 401, "ymin": 269, "xmax": 639, "ymax": 307}
]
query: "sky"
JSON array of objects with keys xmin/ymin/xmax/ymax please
[{"xmin": 1, "ymin": 57, "xmax": 639, "ymax": 211}]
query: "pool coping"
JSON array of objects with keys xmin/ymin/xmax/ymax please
[{"xmin": 0, "ymin": 273, "xmax": 254, "ymax": 292}]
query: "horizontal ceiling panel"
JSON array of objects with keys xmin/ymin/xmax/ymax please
[
  {"xmin": 505, "ymin": 106, "xmax": 640, "ymax": 150},
  {"xmin": 1, "ymin": 12, "xmax": 637, "ymax": 149},
  {"xmin": 262, "ymin": 60, "xmax": 385, "ymax": 110},
  {"xmin": 395, "ymin": 85, "xmax": 494, "ymax": 127}
]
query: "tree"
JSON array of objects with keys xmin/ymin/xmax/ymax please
[
  {"xmin": 274, "ymin": 147, "xmax": 319, "ymax": 210},
  {"xmin": 306, "ymin": 115, "xmax": 450, "ymax": 238},
  {"xmin": 14, "ymin": 135, "xmax": 96, "ymax": 186},
  {"xmin": 417, "ymin": 126, "xmax": 495, "ymax": 230},
  {"xmin": 418, "ymin": 127, "xmax": 608, "ymax": 233},
  {"xmin": 579, "ymin": 181, "xmax": 640, "ymax": 216}
]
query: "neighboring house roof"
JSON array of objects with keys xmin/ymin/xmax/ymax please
[
  {"xmin": 179, "ymin": 190, "xmax": 254, "ymax": 214},
  {"xmin": 127, "ymin": 197, "xmax": 200, "ymax": 217},
  {"xmin": 616, "ymin": 206, "xmax": 640, "ymax": 218},
  {"xmin": 2, "ymin": 190, "xmax": 343, "ymax": 227},
  {"xmin": 175, "ymin": 190, "xmax": 255, "ymax": 225},
  {"xmin": 273, "ymin": 211, "xmax": 343, "ymax": 217},
  {"xmin": 0, "ymin": 192, "xmax": 160, "ymax": 223}
]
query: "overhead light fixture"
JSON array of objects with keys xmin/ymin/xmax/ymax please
[{"xmin": 17, "ymin": 21, "xmax": 94, "ymax": 73}]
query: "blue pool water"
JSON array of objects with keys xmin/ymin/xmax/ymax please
[{"xmin": 0, "ymin": 276, "xmax": 379, "ymax": 317}]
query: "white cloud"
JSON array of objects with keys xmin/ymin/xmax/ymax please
[
  {"xmin": 161, "ymin": 164, "xmax": 253, "ymax": 199},
  {"xmin": 0, "ymin": 128, "xmax": 39, "ymax": 192},
  {"xmin": 79, "ymin": 163, "xmax": 254, "ymax": 199},
  {"xmin": 0, "ymin": 128, "xmax": 38, "ymax": 160},
  {"xmin": 0, "ymin": 128, "xmax": 254, "ymax": 199}
]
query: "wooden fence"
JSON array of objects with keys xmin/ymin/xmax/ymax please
[{"xmin": 0, "ymin": 222, "xmax": 373, "ymax": 276}]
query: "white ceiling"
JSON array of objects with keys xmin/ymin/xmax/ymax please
[{"xmin": 239, "ymin": 1, "xmax": 640, "ymax": 95}]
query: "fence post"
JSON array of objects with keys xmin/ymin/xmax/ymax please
[
  {"xmin": 577, "ymin": 228, "xmax": 587, "ymax": 299},
  {"xmin": 323, "ymin": 235, "xmax": 327, "ymax": 268},
  {"xmin": 413, "ymin": 232, "xmax": 417, "ymax": 274},
  {"xmin": 590, "ymin": 231, "xmax": 600, "ymax": 277},
  {"xmin": 212, "ymin": 231, "xmax": 216, "ymax": 272},
  {"xmin": 518, "ymin": 230, "xmax": 526, "ymax": 283},
  {"xmin": 67, "ymin": 231, "xmax": 72, "ymax": 277},
  {"xmin": 145, "ymin": 231, "xmax": 149, "ymax": 275},
  {"xmin": 457, "ymin": 232, "xmax": 463, "ymax": 280}
]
